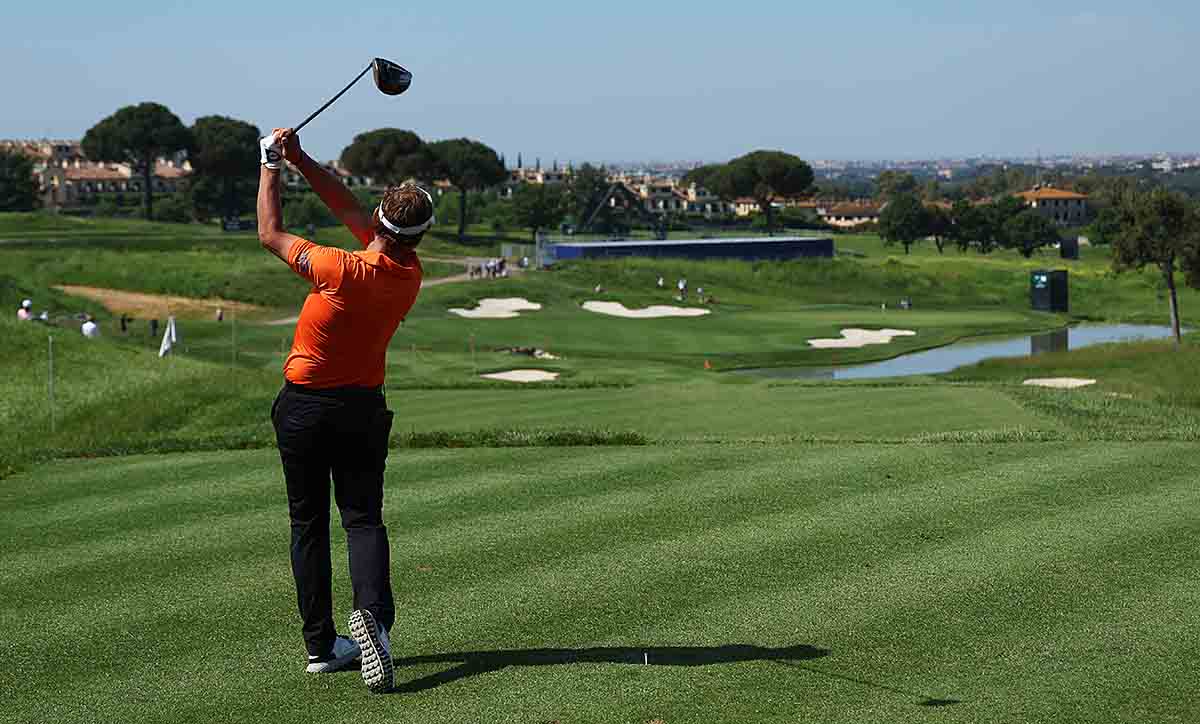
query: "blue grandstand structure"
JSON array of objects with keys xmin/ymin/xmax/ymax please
[{"xmin": 545, "ymin": 236, "xmax": 834, "ymax": 263}]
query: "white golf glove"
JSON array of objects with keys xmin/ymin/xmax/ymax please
[{"xmin": 260, "ymin": 135, "xmax": 283, "ymax": 169}]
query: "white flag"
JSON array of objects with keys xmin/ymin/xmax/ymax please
[{"xmin": 158, "ymin": 316, "xmax": 178, "ymax": 357}]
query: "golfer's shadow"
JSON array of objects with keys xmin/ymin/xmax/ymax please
[{"xmin": 390, "ymin": 643, "xmax": 829, "ymax": 693}]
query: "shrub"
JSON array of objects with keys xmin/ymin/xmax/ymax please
[
  {"xmin": 284, "ymin": 193, "xmax": 337, "ymax": 228},
  {"xmin": 150, "ymin": 193, "xmax": 192, "ymax": 223}
]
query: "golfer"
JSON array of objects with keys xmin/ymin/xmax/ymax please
[{"xmin": 257, "ymin": 128, "xmax": 432, "ymax": 693}]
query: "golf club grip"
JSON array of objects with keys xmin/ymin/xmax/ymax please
[{"xmin": 294, "ymin": 62, "xmax": 374, "ymax": 133}]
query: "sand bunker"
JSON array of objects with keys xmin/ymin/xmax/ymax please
[
  {"xmin": 449, "ymin": 298, "xmax": 542, "ymax": 319},
  {"xmin": 480, "ymin": 369, "xmax": 560, "ymax": 383},
  {"xmin": 807, "ymin": 328, "xmax": 917, "ymax": 349},
  {"xmin": 582, "ymin": 301, "xmax": 710, "ymax": 319},
  {"xmin": 1023, "ymin": 377, "xmax": 1097, "ymax": 389}
]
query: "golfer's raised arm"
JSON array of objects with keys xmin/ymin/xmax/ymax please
[
  {"xmin": 278, "ymin": 129, "xmax": 373, "ymax": 248},
  {"xmin": 257, "ymin": 131, "xmax": 301, "ymax": 262}
]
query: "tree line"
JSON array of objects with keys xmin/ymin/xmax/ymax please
[
  {"xmin": 878, "ymin": 193, "xmax": 1061, "ymax": 257},
  {"xmin": 0, "ymin": 105, "xmax": 820, "ymax": 241}
]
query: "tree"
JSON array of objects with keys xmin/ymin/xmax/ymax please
[
  {"xmin": 189, "ymin": 115, "xmax": 260, "ymax": 220},
  {"xmin": 1085, "ymin": 206, "xmax": 1123, "ymax": 246},
  {"xmin": 94, "ymin": 196, "xmax": 122, "ymax": 218},
  {"xmin": 709, "ymin": 150, "xmax": 813, "ymax": 235},
  {"xmin": 81, "ymin": 102, "xmax": 191, "ymax": 220},
  {"xmin": 949, "ymin": 199, "xmax": 993, "ymax": 253},
  {"xmin": 1003, "ymin": 209, "xmax": 1061, "ymax": 258},
  {"xmin": 338, "ymin": 128, "xmax": 427, "ymax": 185},
  {"xmin": 947, "ymin": 197, "xmax": 1022, "ymax": 255},
  {"xmin": 511, "ymin": 183, "xmax": 567, "ymax": 241},
  {"xmin": 875, "ymin": 170, "xmax": 918, "ymax": 199},
  {"xmin": 1182, "ymin": 222, "xmax": 1200, "ymax": 292},
  {"xmin": 0, "ymin": 149, "xmax": 38, "ymax": 211},
  {"xmin": 1111, "ymin": 188, "xmax": 1199, "ymax": 345},
  {"xmin": 284, "ymin": 193, "xmax": 337, "ymax": 229},
  {"xmin": 921, "ymin": 179, "xmax": 943, "ymax": 203},
  {"xmin": 878, "ymin": 192, "xmax": 931, "ymax": 254},
  {"xmin": 926, "ymin": 204, "xmax": 951, "ymax": 254},
  {"xmin": 569, "ymin": 163, "xmax": 613, "ymax": 231},
  {"xmin": 425, "ymin": 138, "xmax": 507, "ymax": 242},
  {"xmin": 682, "ymin": 164, "xmax": 723, "ymax": 190},
  {"xmin": 983, "ymin": 195, "xmax": 1028, "ymax": 254}
]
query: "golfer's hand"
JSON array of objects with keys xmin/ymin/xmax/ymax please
[
  {"xmin": 259, "ymin": 131, "xmax": 283, "ymax": 170},
  {"xmin": 275, "ymin": 128, "xmax": 303, "ymax": 164}
]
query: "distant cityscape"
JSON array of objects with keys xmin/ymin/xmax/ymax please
[{"xmin": 605, "ymin": 153, "xmax": 1200, "ymax": 178}]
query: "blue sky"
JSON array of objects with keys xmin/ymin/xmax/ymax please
[{"xmin": 4, "ymin": 1, "xmax": 1196, "ymax": 163}]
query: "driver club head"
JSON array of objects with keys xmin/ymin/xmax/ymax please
[{"xmin": 373, "ymin": 58, "xmax": 412, "ymax": 96}]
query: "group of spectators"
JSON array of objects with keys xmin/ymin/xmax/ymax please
[
  {"xmin": 656, "ymin": 276, "xmax": 711, "ymax": 303},
  {"xmin": 15, "ymin": 298, "xmax": 100, "ymax": 337},
  {"xmin": 470, "ymin": 258, "xmax": 509, "ymax": 279}
]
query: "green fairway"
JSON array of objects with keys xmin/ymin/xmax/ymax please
[
  {"xmin": 3, "ymin": 443, "xmax": 1198, "ymax": 723},
  {"xmin": 382, "ymin": 384, "xmax": 1044, "ymax": 440}
]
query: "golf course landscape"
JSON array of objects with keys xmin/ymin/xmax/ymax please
[{"xmin": 3, "ymin": 213, "xmax": 1199, "ymax": 723}]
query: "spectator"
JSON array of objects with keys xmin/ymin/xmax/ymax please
[
  {"xmin": 216, "ymin": 307, "xmax": 225, "ymax": 322},
  {"xmin": 150, "ymin": 318, "xmax": 160, "ymax": 338},
  {"xmin": 677, "ymin": 278, "xmax": 687, "ymax": 301},
  {"xmin": 81, "ymin": 315, "xmax": 100, "ymax": 339},
  {"xmin": 119, "ymin": 314, "xmax": 130, "ymax": 334},
  {"xmin": 17, "ymin": 299, "xmax": 33, "ymax": 321},
  {"xmin": 657, "ymin": 276, "xmax": 664, "ymax": 289}
]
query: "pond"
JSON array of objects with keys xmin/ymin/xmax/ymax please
[{"xmin": 732, "ymin": 324, "xmax": 1178, "ymax": 381}]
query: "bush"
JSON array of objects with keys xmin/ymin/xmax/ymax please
[
  {"xmin": 352, "ymin": 187, "xmax": 378, "ymax": 210},
  {"xmin": 283, "ymin": 193, "xmax": 337, "ymax": 228},
  {"xmin": 150, "ymin": 193, "xmax": 192, "ymax": 223},
  {"xmin": 93, "ymin": 196, "xmax": 122, "ymax": 217}
]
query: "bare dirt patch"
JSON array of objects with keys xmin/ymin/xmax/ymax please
[{"xmin": 55, "ymin": 285, "xmax": 268, "ymax": 320}]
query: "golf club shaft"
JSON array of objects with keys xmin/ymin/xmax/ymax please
[{"xmin": 294, "ymin": 62, "xmax": 374, "ymax": 132}]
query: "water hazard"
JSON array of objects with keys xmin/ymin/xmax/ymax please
[{"xmin": 733, "ymin": 324, "xmax": 1178, "ymax": 381}]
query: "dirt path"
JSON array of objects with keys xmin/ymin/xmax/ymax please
[{"xmin": 55, "ymin": 285, "xmax": 268, "ymax": 320}]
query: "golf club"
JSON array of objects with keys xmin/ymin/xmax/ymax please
[{"xmin": 294, "ymin": 57, "xmax": 411, "ymax": 132}]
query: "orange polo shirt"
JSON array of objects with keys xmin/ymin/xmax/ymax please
[{"xmin": 283, "ymin": 238, "xmax": 422, "ymax": 389}]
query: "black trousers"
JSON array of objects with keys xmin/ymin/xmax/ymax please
[{"xmin": 272, "ymin": 382, "xmax": 396, "ymax": 657}]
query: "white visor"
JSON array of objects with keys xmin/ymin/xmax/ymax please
[{"xmin": 378, "ymin": 187, "xmax": 436, "ymax": 236}]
